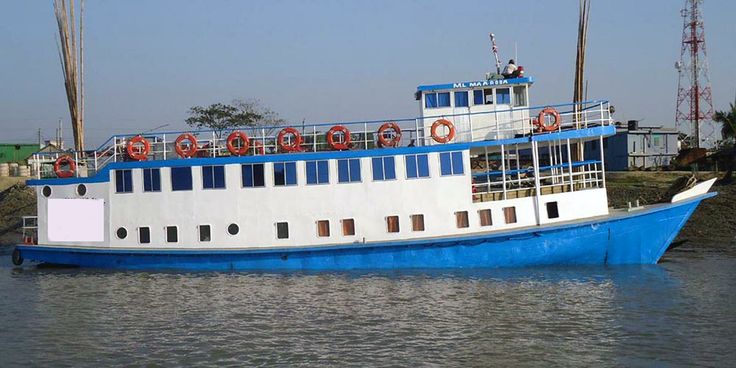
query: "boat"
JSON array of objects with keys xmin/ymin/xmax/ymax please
[{"xmin": 11, "ymin": 66, "xmax": 716, "ymax": 270}]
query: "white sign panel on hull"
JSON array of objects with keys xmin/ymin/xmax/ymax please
[{"xmin": 47, "ymin": 199, "xmax": 105, "ymax": 242}]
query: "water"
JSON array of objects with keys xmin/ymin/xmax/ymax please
[{"xmin": 0, "ymin": 250, "xmax": 734, "ymax": 367}]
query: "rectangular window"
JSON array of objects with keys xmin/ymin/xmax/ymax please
[
  {"xmin": 411, "ymin": 214, "xmax": 425, "ymax": 232},
  {"xmin": 454, "ymin": 91, "xmax": 469, "ymax": 107},
  {"xmin": 142, "ymin": 168, "xmax": 161, "ymax": 192},
  {"xmin": 439, "ymin": 151, "xmax": 464, "ymax": 176},
  {"xmin": 425, "ymin": 93, "xmax": 437, "ymax": 108},
  {"xmin": 317, "ymin": 220, "xmax": 330, "ymax": 237},
  {"xmin": 503, "ymin": 207, "xmax": 517, "ymax": 224},
  {"xmin": 274, "ymin": 162, "xmax": 297, "ymax": 186},
  {"xmin": 479, "ymin": 209, "xmax": 492, "ymax": 227},
  {"xmin": 171, "ymin": 167, "xmax": 193, "ymax": 191},
  {"xmin": 138, "ymin": 227, "xmax": 150, "ymax": 244},
  {"xmin": 437, "ymin": 92, "xmax": 450, "ymax": 107},
  {"xmin": 386, "ymin": 215, "xmax": 400, "ymax": 233},
  {"xmin": 276, "ymin": 222, "xmax": 289, "ymax": 239},
  {"xmin": 199, "ymin": 225, "xmax": 211, "ymax": 242},
  {"xmin": 546, "ymin": 202, "xmax": 560, "ymax": 219},
  {"xmin": 306, "ymin": 160, "xmax": 329, "ymax": 185},
  {"xmin": 342, "ymin": 219, "xmax": 355, "ymax": 236},
  {"xmin": 337, "ymin": 158, "xmax": 361, "ymax": 183},
  {"xmin": 405, "ymin": 154, "xmax": 430, "ymax": 179},
  {"xmin": 483, "ymin": 89, "xmax": 494, "ymax": 104},
  {"xmin": 455, "ymin": 211, "xmax": 469, "ymax": 228},
  {"xmin": 166, "ymin": 226, "xmax": 178, "ymax": 243},
  {"xmin": 202, "ymin": 165, "xmax": 226, "ymax": 189},
  {"xmin": 473, "ymin": 90, "xmax": 484, "ymax": 105},
  {"xmin": 241, "ymin": 163, "xmax": 265, "ymax": 188},
  {"xmin": 372, "ymin": 156, "xmax": 396, "ymax": 181},
  {"xmin": 425, "ymin": 92, "xmax": 450, "ymax": 108},
  {"xmin": 115, "ymin": 169, "xmax": 133, "ymax": 193},
  {"xmin": 496, "ymin": 88, "xmax": 511, "ymax": 104},
  {"xmin": 513, "ymin": 86, "xmax": 527, "ymax": 107}
]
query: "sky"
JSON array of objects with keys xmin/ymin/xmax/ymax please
[{"xmin": 1, "ymin": 0, "xmax": 735, "ymax": 147}]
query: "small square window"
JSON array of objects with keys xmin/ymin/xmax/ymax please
[
  {"xmin": 199, "ymin": 225, "xmax": 211, "ymax": 242},
  {"xmin": 386, "ymin": 216, "xmax": 400, "ymax": 233},
  {"xmin": 166, "ymin": 226, "xmax": 178, "ymax": 243},
  {"xmin": 317, "ymin": 220, "xmax": 330, "ymax": 237},
  {"xmin": 546, "ymin": 202, "xmax": 560, "ymax": 219},
  {"xmin": 276, "ymin": 222, "xmax": 289, "ymax": 239},
  {"xmin": 342, "ymin": 219, "xmax": 355, "ymax": 236},
  {"xmin": 138, "ymin": 227, "xmax": 150, "ymax": 244},
  {"xmin": 411, "ymin": 214, "xmax": 425, "ymax": 232},
  {"xmin": 479, "ymin": 209, "xmax": 492, "ymax": 227},
  {"xmin": 455, "ymin": 211, "xmax": 469, "ymax": 228},
  {"xmin": 503, "ymin": 207, "xmax": 517, "ymax": 224}
]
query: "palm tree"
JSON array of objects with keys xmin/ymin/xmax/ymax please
[{"xmin": 714, "ymin": 98, "xmax": 736, "ymax": 143}]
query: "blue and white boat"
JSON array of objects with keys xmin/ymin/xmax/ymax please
[{"xmin": 12, "ymin": 72, "xmax": 716, "ymax": 270}]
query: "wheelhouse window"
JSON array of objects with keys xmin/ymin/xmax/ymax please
[
  {"xmin": 546, "ymin": 202, "xmax": 560, "ymax": 219},
  {"xmin": 337, "ymin": 158, "xmax": 361, "ymax": 183},
  {"xmin": 372, "ymin": 156, "xmax": 396, "ymax": 181},
  {"xmin": 138, "ymin": 227, "xmax": 150, "ymax": 244},
  {"xmin": 342, "ymin": 219, "xmax": 355, "ymax": 236},
  {"xmin": 513, "ymin": 86, "xmax": 527, "ymax": 107},
  {"xmin": 454, "ymin": 91, "xmax": 469, "ymax": 107},
  {"xmin": 306, "ymin": 160, "xmax": 329, "ymax": 185},
  {"xmin": 425, "ymin": 92, "xmax": 451, "ymax": 108},
  {"xmin": 115, "ymin": 169, "xmax": 133, "ymax": 193},
  {"xmin": 202, "ymin": 165, "xmax": 226, "ymax": 189},
  {"xmin": 496, "ymin": 87, "xmax": 511, "ymax": 104},
  {"xmin": 386, "ymin": 216, "xmax": 400, "ymax": 233},
  {"xmin": 199, "ymin": 225, "xmax": 211, "ymax": 242},
  {"xmin": 473, "ymin": 90, "xmax": 484, "ymax": 105},
  {"xmin": 405, "ymin": 154, "xmax": 429, "ymax": 179},
  {"xmin": 479, "ymin": 209, "xmax": 492, "ymax": 227},
  {"xmin": 142, "ymin": 168, "xmax": 161, "ymax": 192},
  {"xmin": 166, "ymin": 226, "xmax": 178, "ymax": 243},
  {"xmin": 503, "ymin": 207, "xmax": 517, "ymax": 224},
  {"xmin": 171, "ymin": 167, "xmax": 193, "ymax": 191},
  {"xmin": 274, "ymin": 162, "xmax": 297, "ymax": 186},
  {"xmin": 411, "ymin": 214, "xmax": 425, "ymax": 232},
  {"xmin": 242, "ymin": 163, "xmax": 265, "ymax": 188},
  {"xmin": 317, "ymin": 220, "xmax": 330, "ymax": 237},
  {"xmin": 439, "ymin": 151, "xmax": 464, "ymax": 176},
  {"xmin": 455, "ymin": 211, "xmax": 469, "ymax": 228},
  {"xmin": 483, "ymin": 89, "xmax": 494, "ymax": 105},
  {"xmin": 276, "ymin": 222, "xmax": 289, "ymax": 239}
]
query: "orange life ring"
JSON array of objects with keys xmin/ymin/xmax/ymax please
[
  {"xmin": 175, "ymin": 133, "xmax": 199, "ymax": 158},
  {"xmin": 53, "ymin": 155, "xmax": 76, "ymax": 178},
  {"xmin": 431, "ymin": 119, "xmax": 456, "ymax": 143},
  {"xmin": 253, "ymin": 140, "xmax": 265, "ymax": 155},
  {"xmin": 326, "ymin": 125, "xmax": 351, "ymax": 150},
  {"xmin": 226, "ymin": 131, "xmax": 250, "ymax": 156},
  {"xmin": 535, "ymin": 107, "xmax": 561, "ymax": 132},
  {"xmin": 277, "ymin": 127, "xmax": 302, "ymax": 152},
  {"xmin": 377, "ymin": 122, "xmax": 402, "ymax": 147},
  {"xmin": 126, "ymin": 135, "xmax": 150, "ymax": 161}
]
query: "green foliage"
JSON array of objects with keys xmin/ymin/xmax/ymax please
[
  {"xmin": 185, "ymin": 99, "xmax": 285, "ymax": 134},
  {"xmin": 714, "ymin": 100, "xmax": 736, "ymax": 142}
]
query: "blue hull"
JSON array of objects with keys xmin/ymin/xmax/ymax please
[{"xmin": 14, "ymin": 194, "xmax": 713, "ymax": 271}]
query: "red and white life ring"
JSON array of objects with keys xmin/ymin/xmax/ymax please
[
  {"xmin": 175, "ymin": 133, "xmax": 199, "ymax": 158},
  {"xmin": 277, "ymin": 127, "xmax": 302, "ymax": 152},
  {"xmin": 226, "ymin": 131, "xmax": 250, "ymax": 156},
  {"xmin": 326, "ymin": 125, "xmax": 352, "ymax": 150},
  {"xmin": 53, "ymin": 155, "xmax": 76, "ymax": 178},
  {"xmin": 126, "ymin": 135, "xmax": 150, "ymax": 161},
  {"xmin": 377, "ymin": 122, "xmax": 402, "ymax": 147},
  {"xmin": 431, "ymin": 119, "xmax": 456, "ymax": 143},
  {"xmin": 535, "ymin": 107, "xmax": 561, "ymax": 132}
]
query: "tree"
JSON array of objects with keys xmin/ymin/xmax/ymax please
[
  {"xmin": 184, "ymin": 99, "xmax": 285, "ymax": 136},
  {"xmin": 714, "ymin": 99, "xmax": 736, "ymax": 143}
]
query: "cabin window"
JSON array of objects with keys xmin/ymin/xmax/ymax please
[
  {"xmin": 76, "ymin": 184, "xmax": 87, "ymax": 196},
  {"xmin": 473, "ymin": 90, "xmax": 484, "ymax": 105},
  {"xmin": 483, "ymin": 89, "xmax": 494, "ymax": 104},
  {"xmin": 513, "ymin": 86, "xmax": 527, "ymax": 107},
  {"xmin": 241, "ymin": 164, "xmax": 265, "ymax": 187},
  {"xmin": 479, "ymin": 209, "xmax": 492, "ymax": 227},
  {"xmin": 115, "ymin": 169, "xmax": 133, "ymax": 193},
  {"xmin": 546, "ymin": 202, "xmax": 560, "ymax": 219},
  {"xmin": 42, "ymin": 186, "xmax": 52, "ymax": 197},
  {"xmin": 171, "ymin": 167, "xmax": 193, "ymax": 191},
  {"xmin": 454, "ymin": 91, "xmax": 469, "ymax": 107},
  {"xmin": 342, "ymin": 219, "xmax": 355, "ymax": 236},
  {"xmin": 411, "ymin": 214, "xmax": 425, "ymax": 232},
  {"xmin": 199, "ymin": 225, "xmax": 211, "ymax": 242},
  {"xmin": 425, "ymin": 92, "xmax": 451, "ymax": 108},
  {"xmin": 116, "ymin": 227, "xmax": 127, "ymax": 239},
  {"xmin": 455, "ymin": 211, "xmax": 469, "ymax": 228},
  {"xmin": 227, "ymin": 223, "xmax": 239, "ymax": 235},
  {"xmin": 276, "ymin": 222, "xmax": 289, "ymax": 239},
  {"xmin": 439, "ymin": 151, "xmax": 464, "ymax": 176},
  {"xmin": 372, "ymin": 156, "xmax": 396, "ymax": 181},
  {"xmin": 306, "ymin": 160, "xmax": 329, "ymax": 185},
  {"xmin": 202, "ymin": 165, "xmax": 226, "ymax": 189},
  {"xmin": 496, "ymin": 88, "xmax": 511, "ymax": 104},
  {"xmin": 337, "ymin": 158, "xmax": 361, "ymax": 183},
  {"xmin": 166, "ymin": 226, "xmax": 178, "ymax": 243},
  {"xmin": 274, "ymin": 162, "xmax": 297, "ymax": 186},
  {"xmin": 386, "ymin": 216, "xmax": 400, "ymax": 233},
  {"xmin": 652, "ymin": 135, "xmax": 662, "ymax": 147},
  {"xmin": 143, "ymin": 168, "xmax": 161, "ymax": 192},
  {"xmin": 405, "ymin": 154, "xmax": 429, "ymax": 179},
  {"xmin": 503, "ymin": 207, "xmax": 517, "ymax": 224},
  {"xmin": 317, "ymin": 220, "xmax": 330, "ymax": 237},
  {"xmin": 138, "ymin": 227, "xmax": 150, "ymax": 244}
]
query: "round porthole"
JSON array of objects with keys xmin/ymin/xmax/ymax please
[
  {"xmin": 42, "ymin": 186, "xmax": 52, "ymax": 197},
  {"xmin": 76, "ymin": 184, "xmax": 87, "ymax": 196},
  {"xmin": 116, "ymin": 227, "xmax": 128, "ymax": 239},
  {"xmin": 227, "ymin": 223, "xmax": 239, "ymax": 235}
]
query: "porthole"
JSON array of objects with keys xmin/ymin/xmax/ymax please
[
  {"xmin": 42, "ymin": 186, "xmax": 52, "ymax": 197},
  {"xmin": 76, "ymin": 184, "xmax": 87, "ymax": 196},
  {"xmin": 227, "ymin": 223, "xmax": 239, "ymax": 235},
  {"xmin": 116, "ymin": 227, "xmax": 128, "ymax": 239}
]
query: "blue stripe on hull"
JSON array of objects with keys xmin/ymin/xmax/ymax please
[{"xmin": 15, "ymin": 194, "xmax": 712, "ymax": 271}]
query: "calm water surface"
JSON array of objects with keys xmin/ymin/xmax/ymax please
[{"xmin": 0, "ymin": 249, "xmax": 734, "ymax": 367}]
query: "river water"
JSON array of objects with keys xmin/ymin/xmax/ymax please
[{"xmin": 0, "ymin": 249, "xmax": 734, "ymax": 367}]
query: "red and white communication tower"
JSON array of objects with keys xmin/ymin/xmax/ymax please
[{"xmin": 675, "ymin": 0, "xmax": 714, "ymax": 149}]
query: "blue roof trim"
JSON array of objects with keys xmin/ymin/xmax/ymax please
[{"xmin": 417, "ymin": 77, "xmax": 534, "ymax": 92}]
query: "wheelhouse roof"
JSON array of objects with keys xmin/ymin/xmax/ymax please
[{"xmin": 416, "ymin": 76, "xmax": 534, "ymax": 92}]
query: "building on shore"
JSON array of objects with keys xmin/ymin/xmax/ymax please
[
  {"xmin": 587, "ymin": 121, "xmax": 679, "ymax": 171},
  {"xmin": 0, "ymin": 144, "xmax": 41, "ymax": 164}
]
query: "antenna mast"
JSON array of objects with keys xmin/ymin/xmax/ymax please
[{"xmin": 489, "ymin": 33, "xmax": 501, "ymax": 75}]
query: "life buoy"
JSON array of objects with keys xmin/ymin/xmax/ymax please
[
  {"xmin": 126, "ymin": 135, "xmax": 150, "ymax": 161},
  {"xmin": 326, "ymin": 125, "xmax": 351, "ymax": 150},
  {"xmin": 226, "ymin": 131, "xmax": 250, "ymax": 156},
  {"xmin": 53, "ymin": 155, "xmax": 76, "ymax": 178},
  {"xmin": 431, "ymin": 119, "xmax": 456, "ymax": 143},
  {"xmin": 535, "ymin": 107, "xmax": 561, "ymax": 132},
  {"xmin": 377, "ymin": 122, "xmax": 402, "ymax": 147},
  {"xmin": 277, "ymin": 127, "xmax": 302, "ymax": 152},
  {"xmin": 175, "ymin": 133, "xmax": 199, "ymax": 158}
]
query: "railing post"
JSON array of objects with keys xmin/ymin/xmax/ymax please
[
  {"xmin": 468, "ymin": 112, "xmax": 474, "ymax": 142},
  {"xmin": 599, "ymin": 135, "xmax": 606, "ymax": 188},
  {"xmin": 74, "ymin": 151, "xmax": 79, "ymax": 177},
  {"xmin": 162, "ymin": 134, "xmax": 167, "ymax": 160},
  {"xmin": 364, "ymin": 122, "xmax": 368, "ymax": 150},
  {"xmin": 261, "ymin": 128, "xmax": 266, "ymax": 154},
  {"xmin": 500, "ymin": 144, "xmax": 507, "ymax": 200},
  {"xmin": 313, "ymin": 125, "xmax": 317, "ymax": 152},
  {"xmin": 414, "ymin": 118, "xmax": 421, "ymax": 146},
  {"xmin": 112, "ymin": 136, "xmax": 117, "ymax": 163},
  {"xmin": 211, "ymin": 131, "xmax": 216, "ymax": 157},
  {"xmin": 566, "ymin": 138, "xmax": 574, "ymax": 192}
]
